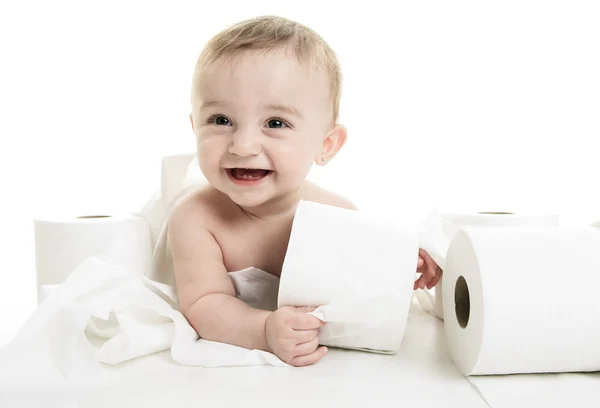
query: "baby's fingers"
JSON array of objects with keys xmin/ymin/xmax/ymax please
[
  {"xmin": 296, "ymin": 328, "xmax": 319, "ymax": 344},
  {"xmin": 414, "ymin": 275, "xmax": 427, "ymax": 290},
  {"xmin": 295, "ymin": 306, "xmax": 318, "ymax": 313},
  {"xmin": 290, "ymin": 310, "xmax": 325, "ymax": 330},
  {"xmin": 290, "ymin": 346, "xmax": 328, "ymax": 367},
  {"xmin": 426, "ymin": 267, "xmax": 443, "ymax": 289},
  {"xmin": 294, "ymin": 336, "xmax": 320, "ymax": 356}
]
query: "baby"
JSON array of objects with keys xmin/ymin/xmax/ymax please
[{"xmin": 168, "ymin": 15, "xmax": 441, "ymax": 367}]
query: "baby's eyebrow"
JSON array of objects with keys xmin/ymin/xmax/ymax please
[
  {"xmin": 265, "ymin": 104, "xmax": 303, "ymax": 119},
  {"xmin": 199, "ymin": 101, "xmax": 303, "ymax": 118},
  {"xmin": 200, "ymin": 100, "xmax": 227, "ymax": 109}
]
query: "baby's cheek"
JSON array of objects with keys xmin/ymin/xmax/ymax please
[
  {"xmin": 274, "ymin": 142, "xmax": 315, "ymax": 170},
  {"xmin": 197, "ymin": 139, "xmax": 223, "ymax": 161},
  {"xmin": 275, "ymin": 157, "xmax": 313, "ymax": 184}
]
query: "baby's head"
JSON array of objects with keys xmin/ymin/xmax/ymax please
[{"xmin": 189, "ymin": 15, "xmax": 347, "ymax": 209}]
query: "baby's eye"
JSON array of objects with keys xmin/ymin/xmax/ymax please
[
  {"xmin": 207, "ymin": 115, "xmax": 232, "ymax": 126},
  {"xmin": 215, "ymin": 116, "xmax": 231, "ymax": 126},
  {"xmin": 266, "ymin": 119, "xmax": 287, "ymax": 129}
]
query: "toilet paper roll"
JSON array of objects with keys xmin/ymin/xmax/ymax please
[
  {"xmin": 278, "ymin": 200, "xmax": 419, "ymax": 353},
  {"xmin": 426, "ymin": 212, "xmax": 559, "ymax": 319},
  {"xmin": 443, "ymin": 226, "xmax": 600, "ymax": 375},
  {"xmin": 440, "ymin": 212, "xmax": 560, "ymax": 239},
  {"xmin": 34, "ymin": 214, "xmax": 152, "ymax": 302}
]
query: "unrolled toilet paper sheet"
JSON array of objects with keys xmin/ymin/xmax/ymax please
[{"xmin": 0, "ymin": 257, "xmax": 288, "ymax": 391}]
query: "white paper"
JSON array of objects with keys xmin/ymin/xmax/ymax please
[
  {"xmin": 0, "ymin": 258, "xmax": 288, "ymax": 391},
  {"xmin": 278, "ymin": 200, "xmax": 419, "ymax": 353},
  {"xmin": 443, "ymin": 226, "xmax": 600, "ymax": 375},
  {"xmin": 38, "ymin": 284, "xmax": 60, "ymax": 304},
  {"xmin": 418, "ymin": 211, "xmax": 559, "ymax": 319}
]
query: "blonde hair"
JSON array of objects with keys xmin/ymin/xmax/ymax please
[{"xmin": 190, "ymin": 15, "xmax": 342, "ymax": 123}]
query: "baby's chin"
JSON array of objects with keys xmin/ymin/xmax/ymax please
[
  {"xmin": 227, "ymin": 193, "xmax": 274, "ymax": 210},
  {"xmin": 220, "ymin": 185, "xmax": 274, "ymax": 208}
]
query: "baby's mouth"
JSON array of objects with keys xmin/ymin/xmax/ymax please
[{"xmin": 227, "ymin": 168, "xmax": 273, "ymax": 181}]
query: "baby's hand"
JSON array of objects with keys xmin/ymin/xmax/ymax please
[
  {"xmin": 265, "ymin": 306, "xmax": 327, "ymax": 367},
  {"xmin": 414, "ymin": 248, "xmax": 442, "ymax": 290}
]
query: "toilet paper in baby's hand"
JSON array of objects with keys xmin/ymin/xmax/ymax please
[
  {"xmin": 278, "ymin": 200, "xmax": 419, "ymax": 353},
  {"xmin": 307, "ymin": 293, "xmax": 408, "ymax": 353}
]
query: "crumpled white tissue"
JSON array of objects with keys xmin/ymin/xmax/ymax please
[{"xmin": 0, "ymin": 246, "xmax": 287, "ymax": 390}]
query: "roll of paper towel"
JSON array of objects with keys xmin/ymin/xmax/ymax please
[
  {"xmin": 278, "ymin": 200, "xmax": 419, "ymax": 353},
  {"xmin": 34, "ymin": 214, "xmax": 152, "ymax": 303},
  {"xmin": 425, "ymin": 212, "xmax": 559, "ymax": 319},
  {"xmin": 443, "ymin": 226, "xmax": 600, "ymax": 375}
]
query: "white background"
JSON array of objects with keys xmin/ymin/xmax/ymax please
[{"xmin": 0, "ymin": 0, "xmax": 599, "ymax": 345}]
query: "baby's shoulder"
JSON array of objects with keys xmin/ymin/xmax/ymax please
[
  {"xmin": 168, "ymin": 185, "xmax": 233, "ymax": 230},
  {"xmin": 305, "ymin": 181, "xmax": 358, "ymax": 211}
]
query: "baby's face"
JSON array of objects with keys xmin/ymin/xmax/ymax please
[{"xmin": 190, "ymin": 48, "xmax": 334, "ymax": 208}]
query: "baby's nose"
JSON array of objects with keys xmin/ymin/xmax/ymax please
[{"xmin": 229, "ymin": 128, "xmax": 262, "ymax": 156}]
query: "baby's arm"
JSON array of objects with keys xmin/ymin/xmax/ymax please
[
  {"xmin": 168, "ymin": 199, "xmax": 326, "ymax": 366},
  {"xmin": 168, "ymin": 201, "xmax": 270, "ymax": 351}
]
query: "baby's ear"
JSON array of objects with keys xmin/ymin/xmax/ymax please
[
  {"xmin": 189, "ymin": 114, "xmax": 195, "ymax": 131},
  {"xmin": 318, "ymin": 124, "xmax": 347, "ymax": 165}
]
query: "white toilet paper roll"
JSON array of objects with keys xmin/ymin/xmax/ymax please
[
  {"xmin": 443, "ymin": 226, "xmax": 600, "ymax": 375},
  {"xmin": 34, "ymin": 214, "xmax": 152, "ymax": 302},
  {"xmin": 430, "ymin": 212, "xmax": 559, "ymax": 319},
  {"xmin": 278, "ymin": 200, "xmax": 419, "ymax": 353},
  {"xmin": 440, "ymin": 212, "xmax": 559, "ymax": 239}
]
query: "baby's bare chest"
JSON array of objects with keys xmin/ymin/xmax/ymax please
[{"xmin": 212, "ymin": 218, "xmax": 294, "ymax": 277}]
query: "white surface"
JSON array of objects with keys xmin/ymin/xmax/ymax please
[
  {"xmin": 2, "ymin": 300, "xmax": 600, "ymax": 407},
  {"xmin": 444, "ymin": 226, "xmax": 600, "ymax": 375},
  {"xmin": 0, "ymin": 311, "xmax": 490, "ymax": 408},
  {"xmin": 471, "ymin": 371, "xmax": 600, "ymax": 408},
  {"xmin": 279, "ymin": 200, "xmax": 419, "ymax": 352}
]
